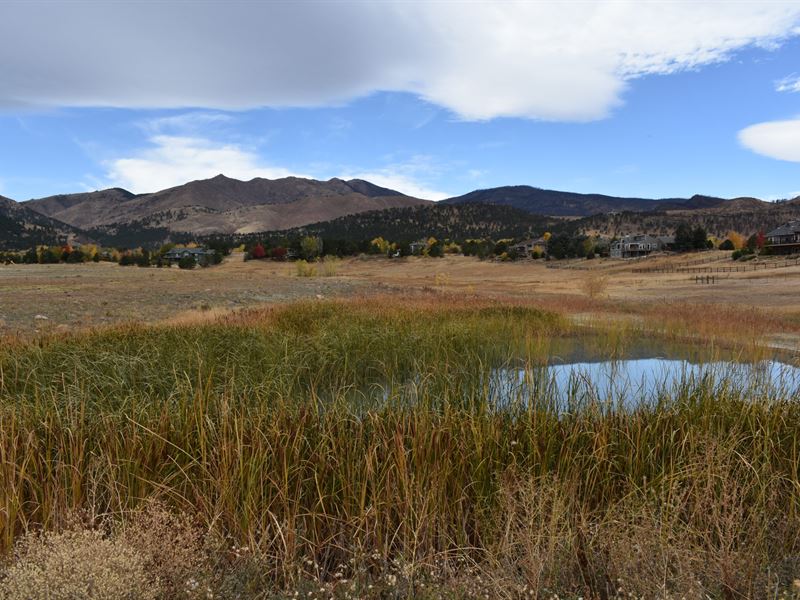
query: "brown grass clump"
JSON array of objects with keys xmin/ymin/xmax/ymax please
[
  {"xmin": 320, "ymin": 255, "xmax": 341, "ymax": 277},
  {"xmin": 295, "ymin": 259, "xmax": 317, "ymax": 277},
  {"xmin": 0, "ymin": 529, "xmax": 157, "ymax": 600},
  {"xmin": 581, "ymin": 273, "xmax": 609, "ymax": 300},
  {"xmin": 119, "ymin": 502, "xmax": 212, "ymax": 599}
]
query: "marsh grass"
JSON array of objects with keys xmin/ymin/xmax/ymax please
[{"xmin": 1, "ymin": 297, "xmax": 800, "ymax": 597}]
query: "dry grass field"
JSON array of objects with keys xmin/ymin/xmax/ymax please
[{"xmin": 3, "ymin": 250, "xmax": 800, "ymax": 342}]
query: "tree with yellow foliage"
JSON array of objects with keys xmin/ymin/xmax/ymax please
[
  {"xmin": 369, "ymin": 237, "xmax": 391, "ymax": 255},
  {"xmin": 81, "ymin": 244, "xmax": 99, "ymax": 260},
  {"xmin": 725, "ymin": 231, "xmax": 746, "ymax": 250}
]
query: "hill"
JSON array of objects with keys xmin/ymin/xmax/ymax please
[
  {"xmin": 244, "ymin": 203, "xmax": 560, "ymax": 243},
  {"xmin": 13, "ymin": 176, "xmax": 798, "ymax": 249},
  {"xmin": 24, "ymin": 175, "xmax": 429, "ymax": 238},
  {"xmin": 0, "ymin": 195, "xmax": 83, "ymax": 250},
  {"xmin": 568, "ymin": 198, "xmax": 800, "ymax": 239},
  {"xmin": 443, "ymin": 185, "xmax": 727, "ymax": 216}
]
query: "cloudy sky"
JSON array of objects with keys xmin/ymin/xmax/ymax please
[{"xmin": 1, "ymin": 1, "xmax": 800, "ymax": 201}]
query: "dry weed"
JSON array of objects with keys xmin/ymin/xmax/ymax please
[
  {"xmin": 0, "ymin": 529, "xmax": 157, "ymax": 600},
  {"xmin": 119, "ymin": 502, "xmax": 212, "ymax": 599},
  {"xmin": 581, "ymin": 274, "xmax": 609, "ymax": 300}
]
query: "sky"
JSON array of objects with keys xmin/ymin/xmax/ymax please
[{"xmin": 1, "ymin": 1, "xmax": 800, "ymax": 202}]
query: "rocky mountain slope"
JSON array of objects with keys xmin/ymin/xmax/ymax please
[
  {"xmin": 0, "ymin": 194, "xmax": 84, "ymax": 250},
  {"xmin": 24, "ymin": 175, "xmax": 428, "ymax": 236}
]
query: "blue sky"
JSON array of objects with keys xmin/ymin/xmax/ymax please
[{"xmin": 1, "ymin": 1, "xmax": 800, "ymax": 201}]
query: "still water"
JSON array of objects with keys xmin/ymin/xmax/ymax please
[{"xmin": 488, "ymin": 337, "xmax": 800, "ymax": 408}]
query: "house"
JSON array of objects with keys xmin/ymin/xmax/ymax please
[
  {"xmin": 511, "ymin": 237, "xmax": 548, "ymax": 258},
  {"xmin": 409, "ymin": 241, "xmax": 427, "ymax": 255},
  {"xmin": 766, "ymin": 221, "xmax": 800, "ymax": 253},
  {"xmin": 162, "ymin": 247, "xmax": 216, "ymax": 266},
  {"xmin": 610, "ymin": 234, "xmax": 671, "ymax": 259}
]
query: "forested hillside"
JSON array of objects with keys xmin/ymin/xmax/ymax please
[{"xmin": 271, "ymin": 202, "xmax": 559, "ymax": 241}]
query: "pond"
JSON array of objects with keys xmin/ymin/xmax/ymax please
[{"xmin": 489, "ymin": 336, "xmax": 800, "ymax": 409}]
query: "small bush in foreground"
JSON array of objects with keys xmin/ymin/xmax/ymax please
[
  {"xmin": 0, "ymin": 530, "xmax": 157, "ymax": 600},
  {"xmin": 119, "ymin": 502, "xmax": 211, "ymax": 599}
]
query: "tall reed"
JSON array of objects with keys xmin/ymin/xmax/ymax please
[{"xmin": 1, "ymin": 297, "xmax": 799, "ymax": 596}]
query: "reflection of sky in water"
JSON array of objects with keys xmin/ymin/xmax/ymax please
[{"xmin": 491, "ymin": 359, "xmax": 800, "ymax": 408}]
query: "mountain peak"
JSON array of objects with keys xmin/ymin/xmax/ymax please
[{"xmin": 345, "ymin": 179, "xmax": 406, "ymax": 198}]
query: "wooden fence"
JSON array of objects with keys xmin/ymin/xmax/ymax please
[
  {"xmin": 635, "ymin": 257, "xmax": 800, "ymax": 274},
  {"xmin": 692, "ymin": 275, "xmax": 718, "ymax": 284}
]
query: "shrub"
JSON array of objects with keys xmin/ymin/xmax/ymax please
[
  {"xmin": 135, "ymin": 254, "xmax": 150, "ymax": 267},
  {"xmin": 120, "ymin": 503, "xmax": 211, "ymax": 599},
  {"xmin": 320, "ymin": 255, "xmax": 340, "ymax": 277},
  {"xmin": 0, "ymin": 529, "xmax": 157, "ymax": 600},
  {"xmin": 295, "ymin": 259, "xmax": 316, "ymax": 277},
  {"xmin": 65, "ymin": 249, "xmax": 85, "ymax": 263},
  {"xmin": 426, "ymin": 240, "xmax": 444, "ymax": 257},
  {"xmin": 22, "ymin": 248, "xmax": 38, "ymax": 264},
  {"xmin": 732, "ymin": 247, "xmax": 755, "ymax": 261},
  {"xmin": 581, "ymin": 274, "xmax": 609, "ymax": 299},
  {"xmin": 250, "ymin": 243, "xmax": 266, "ymax": 260},
  {"xmin": 178, "ymin": 256, "xmax": 196, "ymax": 270},
  {"xmin": 719, "ymin": 239, "xmax": 735, "ymax": 251}
]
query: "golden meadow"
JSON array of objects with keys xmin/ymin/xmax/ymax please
[{"xmin": 1, "ymin": 297, "xmax": 800, "ymax": 598}]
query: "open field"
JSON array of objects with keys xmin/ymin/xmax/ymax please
[
  {"xmin": 3, "ymin": 255, "xmax": 800, "ymax": 598},
  {"xmin": 3, "ymin": 250, "xmax": 800, "ymax": 334}
]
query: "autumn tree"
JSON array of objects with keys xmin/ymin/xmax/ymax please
[
  {"xmin": 725, "ymin": 231, "xmax": 746, "ymax": 250},
  {"xmin": 250, "ymin": 243, "xmax": 267, "ymax": 260},
  {"xmin": 300, "ymin": 236, "xmax": 323, "ymax": 260},
  {"xmin": 369, "ymin": 237, "xmax": 391, "ymax": 255}
]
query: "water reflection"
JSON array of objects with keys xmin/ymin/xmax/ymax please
[{"xmin": 490, "ymin": 357, "xmax": 800, "ymax": 409}]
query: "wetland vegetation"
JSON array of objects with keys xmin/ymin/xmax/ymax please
[{"xmin": 1, "ymin": 297, "xmax": 800, "ymax": 598}]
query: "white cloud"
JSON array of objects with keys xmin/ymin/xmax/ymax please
[
  {"xmin": 1, "ymin": 2, "xmax": 798, "ymax": 121},
  {"xmin": 104, "ymin": 130, "xmax": 449, "ymax": 198},
  {"xmin": 104, "ymin": 135, "xmax": 305, "ymax": 193},
  {"xmin": 776, "ymin": 74, "xmax": 800, "ymax": 92},
  {"xmin": 341, "ymin": 156, "xmax": 451, "ymax": 200},
  {"xmin": 344, "ymin": 171, "xmax": 449, "ymax": 201},
  {"xmin": 140, "ymin": 112, "xmax": 235, "ymax": 135},
  {"xmin": 738, "ymin": 119, "xmax": 800, "ymax": 162}
]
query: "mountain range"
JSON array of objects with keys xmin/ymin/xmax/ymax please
[
  {"xmin": 442, "ymin": 186, "xmax": 731, "ymax": 214},
  {"xmin": 22, "ymin": 175, "xmax": 426, "ymax": 236},
  {"xmin": 0, "ymin": 174, "xmax": 796, "ymax": 250},
  {"xmin": 0, "ymin": 194, "xmax": 84, "ymax": 250}
]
